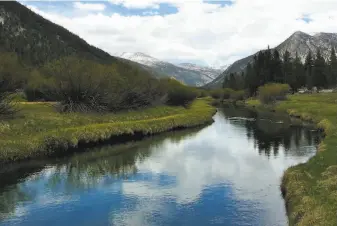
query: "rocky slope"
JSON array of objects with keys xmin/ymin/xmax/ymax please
[
  {"xmin": 117, "ymin": 52, "xmax": 222, "ymax": 86},
  {"xmin": 206, "ymin": 31, "xmax": 337, "ymax": 88}
]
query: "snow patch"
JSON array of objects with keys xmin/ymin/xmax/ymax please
[{"xmin": 0, "ymin": 16, "xmax": 4, "ymax": 25}]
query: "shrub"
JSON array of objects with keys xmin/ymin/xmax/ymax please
[
  {"xmin": 223, "ymin": 88, "xmax": 235, "ymax": 99},
  {"xmin": 0, "ymin": 52, "xmax": 26, "ymax": 93},
  {"xmin": 162, "ymin": 78, "xmax": 197, "ymax": 106},
  {"xmin": 33, "ymin": 57, "xmax": 166, "ymax": 112},
  {"xmin": 8, "ymin": 92, "xmax": 27, "ymax": 102},
  {"xmin": 210, "ymin": 89, "xmax": 224, "ymax": 99},
  {"xmin": 230, "ymin": 90, "xmax": 245, "ymax": 101},
  {"xmin": 0, "ymin": 93, "xmax": 17, "ymax": 119},
  {"xmin": 196, "ymin": 89, "xmax": 208, "ymax": 98},
  {"xmin": 0, "ymin": 52, "xmax": 25, "ymax": 119},
  {"xmin": 258, "ymin": 83, "xmax": 290, "ymax": 104},
  {"xmin": 24, "ymin": 69, "xmax": 52, "ymax": 101}
]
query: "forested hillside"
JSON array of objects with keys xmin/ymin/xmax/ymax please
[
  {"xmin": 207, "ymin": 31, "xmax": 337, "ymax": 89},
  {"xmin": 0, "ymin": 1, "xmax": 116, "ymax": 65},
  {"xmin": 223, "ymin": 47, "xmax": 337, "ymax": 95}
]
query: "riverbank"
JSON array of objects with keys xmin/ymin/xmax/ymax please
[
  {"xmin": 247, "ymin": 93, "xmax": 337, "ymax": 226},
  {"xmin": 0, "ymin": 98, "xmax": 216, "ymax": 164}
]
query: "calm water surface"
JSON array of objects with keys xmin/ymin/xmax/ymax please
[{"xmin": 0, "ymin": 106, "xmax": 321, "ymax": 226}]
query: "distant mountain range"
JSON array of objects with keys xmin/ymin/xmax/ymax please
[
  {"xmin": 206, "ymin": 31, "xmax": 337, "ymax": 88},
  {"xmin": 116, "ymin": 52, "xmax": 224, "ymax": 86}
]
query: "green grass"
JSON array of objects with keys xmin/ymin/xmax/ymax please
[
  {"xmin": 0, "ymin": 98, "xmax": 216, "ymax": 163},
  {"xmin": 247, "ymin": 93, "xmax": 337, "ymax": 226}
]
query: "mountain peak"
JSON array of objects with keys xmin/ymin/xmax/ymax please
[
  {"xmin": 290, "ymin": 31, "xmax": 310, "ymax": 39},
  {"xmin": 117, "ymin": 52, "xmax": 162, "ymax": 67},
  {"xmin": 133, "ymin": 52, "xmax": 153, "ymax": 58}
]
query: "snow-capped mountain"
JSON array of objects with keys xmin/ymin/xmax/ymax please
[
  {"xmin": 116, "ymin": 52, "xmax": 221, "ymax": 86},
  {"xmin": 118, "ymin": 52, "xmax": 165, "ymax": 67},
  {"xmin": 206, "ymin": 31, "xmax": 337, "ymax": 88},
  {"xmin": 178, "ymin": 63, "xmax": 222, "ymax": 80}
]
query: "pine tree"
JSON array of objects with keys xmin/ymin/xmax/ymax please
[
  {"xmin": 313, "ymin": 49, "xmax": 328, "ymax": 89},
  {"xmin": 283, "ymin": 50, "xmax": 295, "ymax": 91},
  {"xmin": 293, "ymin": 52, "xmax": 305, "ymax": 90},
  {"xmin": 265, "ymin": 46, "xmax": 273, "ymax": 82},
  {"xmin": 245, "ymin": 62, "xmax": 258, "ymax": 95},
  {"xmin": 271, "ymin": 50, "xmax": 283, "ymax": 83},
  {"xmin": 304, "ymin": 50, "xmax": 314, "ymax": 90},
  {"xmin": 328, "ymin": 47, "xmax": 337, "ymax": 87},
  {"xmin": 228, "ymin": 73, "xmax": 237, "ymax": 90}
]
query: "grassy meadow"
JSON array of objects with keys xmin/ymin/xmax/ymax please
[
  {"xmin": 0, "ymin": 98, "xmax": 216, "ymax": 164},
  {"xmin": 247, "ymin": 93, "xmax": 337, "ymax": 226}
]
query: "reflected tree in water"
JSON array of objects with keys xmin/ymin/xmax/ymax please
[{"xmin": 221, "ymin": 106, "xmax": 321, "ymax": 158}]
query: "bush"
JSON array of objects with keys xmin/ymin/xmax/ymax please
[
  {"xmin": 0, "ymin": 52, "xmax": 26, "ymax": 93},
  {"xmin": 163, "ymin": 78, "xmax": 197, "ymax": 106},
  {"xmin": 31, "ymin": 57, "xmax": 166, "ymax": 112},
  {"xmin": 196, "ymin": 89, "xmax": 208, "ymax": 98},
  {"xmin": 230, "ymin": 90, "xmax": 245, "ymax": 101},
  {"xmin": 8, "ymin": 92, "xmax": 27, "ymax": 102},
  {"xmin": 0, "ymin": 94, "xmax": 17, "ymax": 119},
  {"xmin": 258, "ymin": 83, "xmax": 290, "ymax": 104},
  {"xmin": 210, "ymin": 89, "xmax": 224, "ymax": 99},
  {"xmin": 0, "ymin": 52, "xmax": 26, "ymax": 119},
  {"xmin": 223, "ymin": 88, "xmax": 235, "ymax": 99}
]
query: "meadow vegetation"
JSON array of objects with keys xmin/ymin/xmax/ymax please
[
  {"xmin": 210, "ymin": 88, "xmax": 245, "ymax": 102},
  {"xmin": 0, "ymin": 51, "xmax": 215, "ymax": 164},
  {"xmin": 247, "ymin": 93, "xmax": 337, "ymax": 226},
  {"xmin": 258, "ymin": 83, "xmax": 290, "ymax": 104},
  {"xmin": 0, "ymin": 98, "xmax": 215, "ymax": 164}
]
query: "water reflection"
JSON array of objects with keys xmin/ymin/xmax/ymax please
[
  {"xmin": 0, "ymin": 107, "xmax": 321, "ymax": 226},
  {"xmin": 220, "ymin": 105, "xmax": 320, "ymax": 158}
]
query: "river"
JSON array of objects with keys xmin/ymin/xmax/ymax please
[{"xmin": 0, "ymin": 105, "xmax": 321, "ymax": 226}]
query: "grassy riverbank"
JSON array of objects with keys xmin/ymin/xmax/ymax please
[
  {"xmin": 247, "ymin": 93, "xmax": 337, "ymax": 226},
  {"xmin": 0, "ymin": 98, "xmax": 216, "ymax": 164}
]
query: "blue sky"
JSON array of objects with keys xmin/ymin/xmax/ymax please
[
  {"xmin": 22, "ymin": 1, "xmax": 233, "ymax": 17},
  {"xmin": 21, "ymin": 0, "xmax": 337, "ymax": 67}
]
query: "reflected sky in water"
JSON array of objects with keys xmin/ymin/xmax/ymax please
[{"xmin": 0, "ymin": 106, "xmax": 320, "ymax": 226}]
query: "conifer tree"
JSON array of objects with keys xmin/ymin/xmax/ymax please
[
  {"xmin": 313, "ymin": 49, "xmax": 327, "ymax": 89},
  {"xmin": 293, "ymin": 52, "xmax": 305, "ymax": 90},
  {"xmin": 283, "ymin": 50, "xmax": 295, "ymax": 91},
  {"xmin": 271, "ymin": 50, "xmax": 283, "ymax": 83},
  {"xmin": 328, "ymin": 47, "xmax": 337, "ymax": 87},
  {"xmin": 304, "ymin": 50, "xmax": 314, "ymax": 90}
]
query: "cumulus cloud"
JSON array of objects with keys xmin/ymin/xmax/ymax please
[
  {"xmin": 24, "ymin": 0, "xmax": 337, "ymax": 67},
  {"xmin": 73, "ymin": 2, "xmax": 106, "ymax": 11}
]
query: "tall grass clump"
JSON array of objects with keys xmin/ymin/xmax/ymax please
[{"xmin": 258, "ymin": 83, "xmax": 290, "ymax": 104}]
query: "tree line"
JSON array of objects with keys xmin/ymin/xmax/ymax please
[{"xmin": 223, "ymin": 47, "xmax": 337, "ymax": 95}]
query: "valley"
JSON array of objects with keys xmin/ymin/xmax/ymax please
[{"xmin": 0, "ymin": 1, "xmax": 336, "ymax": 226}]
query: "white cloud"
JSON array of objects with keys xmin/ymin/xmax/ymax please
[
  {"xmin": 73, "ymin": 2, "xmax": 106, "ymax": 11},
  {"xmin": 108, "ymin": 0, "xmax": 186, "ymax": 9},
  {"xmin": 24, "ymin": 0, "xmax": 337, "ymax": 67}
]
